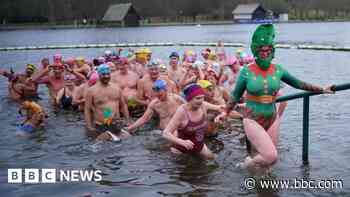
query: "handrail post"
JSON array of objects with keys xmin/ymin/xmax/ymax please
[{"xmin": 302, "ymin": 96, "xmax": 310, "ymax": 164}]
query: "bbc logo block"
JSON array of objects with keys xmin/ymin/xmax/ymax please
[
  {"xmin": 8, "ymin": 169, "xmax": 22, "ymax": 183},
  {"xmin": 8, "ymin": 169, "xmax": 56, "ymax": 183}
]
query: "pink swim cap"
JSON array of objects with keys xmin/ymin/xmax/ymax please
[
  {"xmin": 243, "ymin": 55, "xmax": 255, "ymax": 64},
  {"xmin": 88, "ymin": 72, "xmax": 99, "ymax": 86},
  {"xmin": 65, "ymin": 57, "xmax": 75, "ymax": 65},
  {"xmin": 54, "ymin": 54, "xmax": 62, "ymax": 64},
  {"xmin": 225, "ymin": 56, "xmax": 237, "ymax": 66}
]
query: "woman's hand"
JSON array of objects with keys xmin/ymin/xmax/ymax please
[
  {"xmin": 179, "ymin": 139, "xmax": 194, "ymax": 150},
  {"xmin": 214, "ymin": 112, "xmax": 227, "ymax": 123},
  {"xmin": 323, "ymin": 85, "xmax": 336, "ymax": 94}
]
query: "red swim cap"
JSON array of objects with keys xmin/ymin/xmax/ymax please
[{"xmin": 184, "ymin": 84, "xmax": 205, "ymax": 102}]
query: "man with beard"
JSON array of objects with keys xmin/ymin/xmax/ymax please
[
  {"xmin": 85, "ymin": 64, "xmax": 131, "ymax": 141},
  {"xmin": 0, "ymin": 64, "xmax": 38, "ymax": 101}
]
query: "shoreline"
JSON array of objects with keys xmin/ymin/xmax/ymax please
[{"xmin": 0, "ymin": 19, "xmax": 349, "ymax": 31}]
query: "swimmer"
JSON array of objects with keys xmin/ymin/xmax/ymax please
[
  {"xmin": 111, "ymin": 57, "xmax": 139, "ymax": 110},
  {"xmin": 163, "ymin": 83, "xmax": 225, "ymax": 160},
  {"xmin": 17, "ymin": 100, "xmax": 47, "ymax": 135},
  {"xmin": 167, "ymin": 52, "xmax": 186, "ymax": 89},
  {"xmin": 0, "ymin": 64, "xmax": 39, "ymax": 101},
  {"xmin": 127, "ymin": 79, "xmax": 184, "ymax": 133},
  {"xmin": 31, "ymin": 63, "xmax": 65, "ymax": 107},
  {"xmin": 56, "ymin": 74, "xmax": 78, "ymax": 110},
  {"xmin": 84, "ymin": 64, "xmax": 131, "ymax": 141},
  {"xmin": 136, "ymin": 60, "xmax": 176, "ymax": 106},
  {"xmin": 216, "ymin": 24, "xmax": 335, "ymax": 171}
]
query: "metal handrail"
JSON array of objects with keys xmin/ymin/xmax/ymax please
[{"xmin": 274, "ymin": 83, "xmax": 350, "ymax": 164}]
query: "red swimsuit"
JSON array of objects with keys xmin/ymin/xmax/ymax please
[{"xmin": 174, "ymin": 107, "xmax": 208, "ymax": 154}]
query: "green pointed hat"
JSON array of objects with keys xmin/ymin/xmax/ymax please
[{"xmin": 250, "ymin": 24, "xmax": 276, "ymax": 69}]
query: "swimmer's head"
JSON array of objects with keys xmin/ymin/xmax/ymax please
[
  {"xmin": 64, "ymin": 57, "xmax": 76, "ymax": 66},
  {"xmin": 87, "ymin": 71, "xmax": 98, "ymax": 87},
  {"xmin": 153, "ymin": 79, "xmax": 167, "ymax": 92},
  {"xmin": 104, "ymin": 50, "xmax": 112, "ymax": 57},
  {"xmin": 97, "ymin": 64, "xmax": 111, "ymax": 85},
  {"xmin": 208, "ymin": 51, "xmax": 217, "ymax": 61},
  {"xmin": 153, "ymin": 79, "xmax": 167, "ymax": 100},
  {"xmin": 225, "ymin": 56, "xmax": 237, "ymax": 67},
  {"xmin": 206, "ymin": 65, "xmax": 219, "ymax": 85},
  {"xmin": 53, "ymin": 54, "xmax": 62, "ymax": 64},
  {"xmin": 41, "ymin": 58, "xmax": 50, "ymax": 69},
  {"xmin": 116, "ymin": 57, "xmax": 129, "ymax": 72},
  {"xmin": 198, "ymin": 80, "xmax": 214, "ymax": 98},
  {"xmin": 147, "ymin": 60, "xmax": 160, "ymax": 81},
  {"xmin": 183, "ymin": 83, "xmax": 205, "ymax": 107},
  {"xmin": 106, "ymin": 62, "xmax": 116, "ymax": 72},
  {"xmin": 201, "ymin": 48, "xmax": 211, "ymax": 59},
  {"xmin": 192, "ymin": 60, "xmax": 203, "ymax": 70},
  {"xmin": 76, "ymin": 57, "xmax": 85, "ymax": 66},
  {"xmin": 25, "ymin": 64, "xmax": 36, "ymax": 76},
  {"xmin": 169, "ymin": 52, "xmax": 179, "ymax": 66}
]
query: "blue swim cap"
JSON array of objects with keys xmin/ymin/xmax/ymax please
[
  {"xmin": 19, "ymin": 124, "xmax": 35, "ymax": 133},
  {"xmin": 153, "ymin": 79, "xmax": 167, "ymax": 92},
  {"xmin": 97, "ymin": 64, "xmax": 111, "ymax": 75}
]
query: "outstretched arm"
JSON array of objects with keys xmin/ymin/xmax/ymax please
[
  {"xmin": 281, "ymin": 67, "xmax": 324, "ymax": 92},
  {"xmin": 127, "ymin": 101, "xmax": 155, "ymax": 133}
]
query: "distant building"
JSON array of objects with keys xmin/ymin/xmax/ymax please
[
  {"xmin": 102, "ymin": 3, "xmax": 141, "ymax": 27},
  {"xmin": 232, "ymin": 3, "xmax": 288, "ymax": 23},
  {"xmin": 232, "ymin": 3, "xmax": 268, "ymax": 23}
]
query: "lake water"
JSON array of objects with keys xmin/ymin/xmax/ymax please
[{"xmin": 0, "ymin": 22, "xmax": 349, "ymax": 197}]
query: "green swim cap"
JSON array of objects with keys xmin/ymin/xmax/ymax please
[{"xmin": 250, "ymin": 24, "xmax": 275, "ymax": 70}]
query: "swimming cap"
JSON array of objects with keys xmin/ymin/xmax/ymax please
[
  {"xmin": 65, "ymin": 57, "xmax": 75, "ymax": 65},
  {"xmin": 53, "ymin": 54, "xmax": 62, "ymax": 64},
  {"xmin": 243, "ymin": 54, "xmax": 255, "ymax": 64},
  {"xmin": 169, "ymin": 52, "xmax": 179, "ymax": 58},
  {"xmin": 197, "ymin": 80, "xmax": 212, "ymax": 89},
  {"xmin": 104, "ymin": 50, "xmax": 112, "ymax": 56},
  {"xmin": 97, "ymin": 64, "xmax": 111, "ymax": 75},
  {"xmin": 88, "ymin": 72, "xmax": 99, "ymax": 86},
  {"xmin": 183, "ymin": 83, "xmax": 205, "ymax": 102},
  {"xmin": 76, "ymin": 56, "xmax": 85, "ymax": 62},
  {"xmin": 117, "ymin": 57, "xmax": 128, "ymax": 65},
  {"xmin": 20, "ymin": 124, "xmax": 35, "ymax": 133},
  {"xmin": 192, "ymin": 60, "xmax": 204, "ymax": 69},
  {"xmin": 97, "ymin": 56, "xmax": 106, "ymax": 64},
  {"xmin": 147, "ymin": 59, "xmax": 160, "ymax": 69},
  {"xmin": 208, "ymin": 51, "xmax": 217, "ymax": 60},
  {"xmin": 26, "ymin": 64, "xmax": 36, "ymax": 71},
  {"xmin": 153, "ymin": 79, "xmax": 167, "ymax": 92},
  {"xmin": 225, "ymin": 56, "xmax": 237, "ymax": 66}
]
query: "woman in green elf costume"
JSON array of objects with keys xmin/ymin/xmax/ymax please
[{"xmin": 216, "ymin": 24, "xmax": 334, "ymax": 170}]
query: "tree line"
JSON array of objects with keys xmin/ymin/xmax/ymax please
[{"xmin": 1, "ymin": 0, "xmax": 350, "ymax": 24}]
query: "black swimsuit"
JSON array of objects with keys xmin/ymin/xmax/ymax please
[{"xmin": 60, "ymin": 88, "xmax": 77, "ymax": 110}]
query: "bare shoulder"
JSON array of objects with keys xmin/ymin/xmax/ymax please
[{"xmin": 170, "ymin": 93, "xmax": 185, "ymax": 104}]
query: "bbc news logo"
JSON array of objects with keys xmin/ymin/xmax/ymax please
[{"xmin": 8, "ymin": 169, "xmax": 102, "ymax": 183}]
